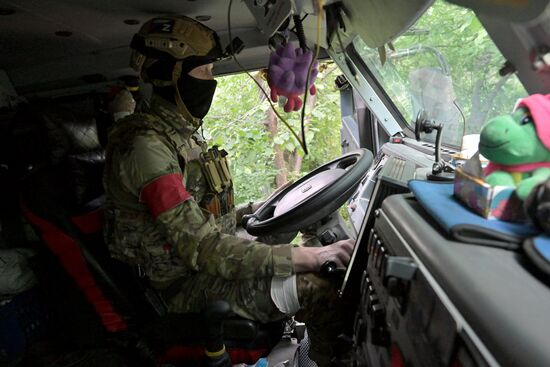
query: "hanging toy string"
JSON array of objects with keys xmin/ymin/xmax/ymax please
[
  {"xmin": 227, "ymin": 0, "xmax": 305, "ymax": 153},
  {"xmin": 298, "ymin": 0, "xmax": 324, "ymax": 155}
]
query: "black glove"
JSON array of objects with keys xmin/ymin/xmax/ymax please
[{"xmin": 525, "ymin": 180, "xmax": 550, "ymax": 233}]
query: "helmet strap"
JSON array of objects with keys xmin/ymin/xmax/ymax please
[{"xmin": 172, "ymin": 61, "xmax": 202, "ymax": 128}]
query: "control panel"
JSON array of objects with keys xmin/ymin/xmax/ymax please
[{"xmin": 352, "ymin": 196, "xmax": 497, "ymax": 367}]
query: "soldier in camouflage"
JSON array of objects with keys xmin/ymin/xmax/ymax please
[{"xmin": 103, "ymin": 15, "xmax": 354, "ymax": 366}]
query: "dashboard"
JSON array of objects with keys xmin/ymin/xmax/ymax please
[{"xmin": 344, "ymin": 140, "xmax": 550, "ymax": 366}]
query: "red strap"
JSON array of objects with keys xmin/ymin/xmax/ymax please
[
  {"xmin": 139, "ymin": 173, "xmax": 192, "ymax": 218},
  {"xmin": 20, "ymin": 203, "xmax": 127, "ymax": 332},
  {"xmin": 71, "ymin": 208, "xmax": 103, "ymax": 234}
]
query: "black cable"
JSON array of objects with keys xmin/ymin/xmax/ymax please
[
  {"xmin": 294, "ymin": 13, "xmax": 310, "ymax": 154},
  {"xmin": 227, "ymin": 0, "xmax": 235, "ymax": 57},
  {"xmin": 335, "ymin": 24, "xmax": 357, "ymax": 78},
  {"xmin": 454, "ymin": 100, "xmax": 466, "ymax": 137},
  {"xmin": 289, "ymin": 14, "xmax": 308, "ymax": 33},
  {"xmin": 291, "ymin": 14, "xmax": 308, "ymax": 49},
  {"xmin": 227, "ymin": 0, "xmax": 307, "ymax": 153}
]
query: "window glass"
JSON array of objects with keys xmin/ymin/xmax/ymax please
[
  {"xmin": 204, "ymin": 63, "xmax": 344, "ymax": 205},
  {"xmin": 353, "ymin": 0, "xmax": 527, "ymax": 146}
]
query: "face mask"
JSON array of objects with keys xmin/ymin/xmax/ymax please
[{"xmin": 177, "ymin": 74, "xmax": 217, "ymax": 119}]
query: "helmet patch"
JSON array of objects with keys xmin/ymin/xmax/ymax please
[{"xmin": 149, "ymin": 19, "xmax": 175, "ymax": 34}]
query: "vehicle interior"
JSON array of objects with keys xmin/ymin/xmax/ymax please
[{"xmin": 1, "ymin": 0, "xmax": 550, "ymax": 366}]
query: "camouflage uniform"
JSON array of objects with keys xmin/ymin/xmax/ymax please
[{"xmin": 103, "ymin": 95, "xmax": 350, "ymax": 365}]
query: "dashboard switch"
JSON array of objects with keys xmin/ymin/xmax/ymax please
[{"xmin": 384, "ymin": 256, "xmax": 417, "ymax": 281}]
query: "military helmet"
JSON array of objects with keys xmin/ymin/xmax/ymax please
[
  {"xmin": 130, "ymin": 15, "xmax": 223, "ymax": 77},
  {"xmin": 129, "ymin": 15, "xmax": 224, "ymax": 126}
]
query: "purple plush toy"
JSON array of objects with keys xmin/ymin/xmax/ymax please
[{"xmin": 267, "ymin": 43, "xmax": 319, "ymax": 112}]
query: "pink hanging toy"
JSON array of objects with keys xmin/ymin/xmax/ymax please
[{"xmin": 267, "ymin": 43, "xmax": 319, "ymax": 112}]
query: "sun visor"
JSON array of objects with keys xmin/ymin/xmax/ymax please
[
  {"xmin": 342, "ymin": 0, "xmax": 433, "ymax": 48},
  {"xmin": 446, "ymin": 0, "xmax": 550, "ymax": 22}
]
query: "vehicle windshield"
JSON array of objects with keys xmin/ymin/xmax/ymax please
[{"xmin": 353, "ymin": 0, "xmax": 527, "ymax": 147}]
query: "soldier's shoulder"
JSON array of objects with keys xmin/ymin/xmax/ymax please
[
  {"xmin": 109, "ymin": 112, "xmax": 167, "ymax": 141},
  {"xmin": 114, "ymin": 112, "xmax": 161, "ymax": 130}
]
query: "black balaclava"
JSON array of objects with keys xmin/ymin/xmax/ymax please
[
  {"xmin": 176, "ymin": 73, "xmax": 217, "ymax": 119},
  {"xmin": 147, "ymin": 58, "xmax": 217, "ymax": 120}
]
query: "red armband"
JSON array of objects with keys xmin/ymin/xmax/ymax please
[{"xmin": 139, "ymin": 173, "xmax": 192, "ymax": 218}]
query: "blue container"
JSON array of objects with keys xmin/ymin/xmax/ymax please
[{"xmin": 0, "ymin": 287, "xmax": 54, "ymax": 362}]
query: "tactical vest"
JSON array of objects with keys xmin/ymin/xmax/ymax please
[{"xmin": 103, "ymin": 113, "xmax": 236, "ymax": 283}]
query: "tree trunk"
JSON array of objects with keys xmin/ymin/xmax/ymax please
[
  {"xmin": 254, "ymin": 70, "xmax": 320, "ymax": 187},
  {"xmin": 263, "ymin": 106, "xmax": 288, "ymax": 187},
  {"xmin": 255, "ymin": 72, "xmax": 289, "ymax": 187},
  {"xmin": 292, "ymin": 153, "xmax": 303, "ymax": 174}
]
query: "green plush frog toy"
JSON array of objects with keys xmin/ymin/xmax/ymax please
[{"xmin": 479, "ymin": 94, "xmax": 550, "ymax": 200}]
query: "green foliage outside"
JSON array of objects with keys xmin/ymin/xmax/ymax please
[
  {"xmin": 204, "ymin": 0, "xmax": 528, "ymax": 205},
  {"xmin": 203, "ymin": 64, "xmax": 344, "ymax": 205},
  {"xmin": 354, "ymin": 0, "xmax": 526, "ymax": 146}
]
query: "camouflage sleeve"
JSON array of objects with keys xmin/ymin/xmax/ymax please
[
  {"xmin": 120, "ymin": 132, "xmax": 295, "ymax": 280},
  {"xmin": 119, "ymin": 131, "xmax": 181, "ymax": 194},
  {"xmin": 158, "ymin": 203, "xmax": 294, "ymax": 279}
]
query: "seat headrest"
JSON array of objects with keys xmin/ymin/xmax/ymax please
[
  {"xmin": 8, "ymin": 100, "xmax": 103, "ymax": 178},
  {"xmin": 8, "ymin": 100, "xmax": 106, "ymax": 215}
]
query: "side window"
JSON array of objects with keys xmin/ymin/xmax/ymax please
[{"xmin": 204, "ymin": 63, "xmax": 345, "ymax": 204}]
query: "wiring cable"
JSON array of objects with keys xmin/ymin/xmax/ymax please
[
  {"xmin": 454, "ymin": 99, "xmax": 467, "ymax": 144},
  {"xmin": 298, "ymin": 0, "xmax": 324, "ymax": 155},
  {"xmin": 227, "ymin": 0, "xmax": 323, "ymax": 155},
  {"xmin": 334, "ymin": 20, "xmax": 358, "ymax": 80},
  {"xmin": 227, "ymin": 0, "xmax": 305, "ymax": 153}
]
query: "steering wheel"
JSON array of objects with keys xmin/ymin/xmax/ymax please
[{"xmin": 242, "ymin": 149, "xmax": 373, "ymax": 236}]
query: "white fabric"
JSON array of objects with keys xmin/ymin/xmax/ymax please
[
  {"xmin": 270, "ymin": 274, "xmax": 300, "ymax": 315},
  {"xmin": 113, "ymin": 111, "xmax": 132, "ymax": 121},
  {"xmin": 0, "ymin": 248, "xmax": 36, "ymax": 297}
]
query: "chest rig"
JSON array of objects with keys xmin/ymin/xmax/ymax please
[
  {"xmin": 106, "ymin": 113, "xmax": 234, "ymax": 219},
  {"xmin": 184, "ymin": 135, "xmax": 235, "ymax": 219}
]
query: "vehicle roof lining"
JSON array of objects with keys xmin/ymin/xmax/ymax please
[
  {"xmin": 0, "ymin": 0, "xmax": 272, "ymax": 94},
  {"xmin": 2, "ymin": 0, "xmax": 549, "ymax": 97}
]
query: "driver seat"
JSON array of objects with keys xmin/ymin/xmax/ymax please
[{"xmin": 9, "ymin": 100, "xmax": 283, "ymax": 365}]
